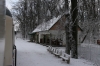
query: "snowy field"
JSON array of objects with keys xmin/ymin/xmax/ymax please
[{"xmin": 15, "ymin": 38, "xmax": 96, "ymax": 66}]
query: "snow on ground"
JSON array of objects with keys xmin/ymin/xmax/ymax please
[{"xmin": 15, "ymin": 38, "xmax": 96, "ymax": 66}]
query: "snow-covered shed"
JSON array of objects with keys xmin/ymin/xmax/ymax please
[{"xmin": 31, "ymin": 14, "xmax": 67, "ymax": 46}]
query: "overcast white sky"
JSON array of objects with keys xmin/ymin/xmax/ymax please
[{"xmin": 6, "ymin": 0, "xmax": 18, "ymax": 9}]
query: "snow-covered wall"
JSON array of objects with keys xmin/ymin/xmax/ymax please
[{"xmin": 78, "ymin": 43, "xmax": 100, "ymax": 66}]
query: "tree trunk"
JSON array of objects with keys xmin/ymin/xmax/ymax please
[
  {"xmin": 65, "ymin": 25, "xmax": 70, "ymax": 54},
  {"xmin": 64, "ymin": 0, "xmax": 71, "ymax": 54},
  {"xmin": 71, "ymin": 0, "xmax": 78, "ymax": 59}
]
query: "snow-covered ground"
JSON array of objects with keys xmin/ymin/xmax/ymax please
[{"xmin": 15, "ymin": 38, "xmax": 96, "ymax": 66}]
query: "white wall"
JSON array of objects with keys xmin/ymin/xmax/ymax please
[{"xmin": 63, "ymin": 33, "xmax": 66, "ymax": 45}]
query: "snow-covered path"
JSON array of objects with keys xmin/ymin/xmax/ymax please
[{"xmin": 15, "ymin": 38, "xmax": 95, "ymax": 66}]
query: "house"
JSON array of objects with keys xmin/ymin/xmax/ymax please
[
  {"xmin": 30, "ymin": 14, "xmax": 82, "ymax": 46},
  {"xmin": 30, "ymin": 14, "xmax": 67, "ymax": 46}
]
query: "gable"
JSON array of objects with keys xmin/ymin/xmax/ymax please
[{"xmin": 50, "ymin": 15, "xmax": 66, "ymax": 30}]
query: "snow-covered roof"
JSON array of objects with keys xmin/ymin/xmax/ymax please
[{"xmin": 32, "ymin": 15, "xmax": 61, "ymax": 33}]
